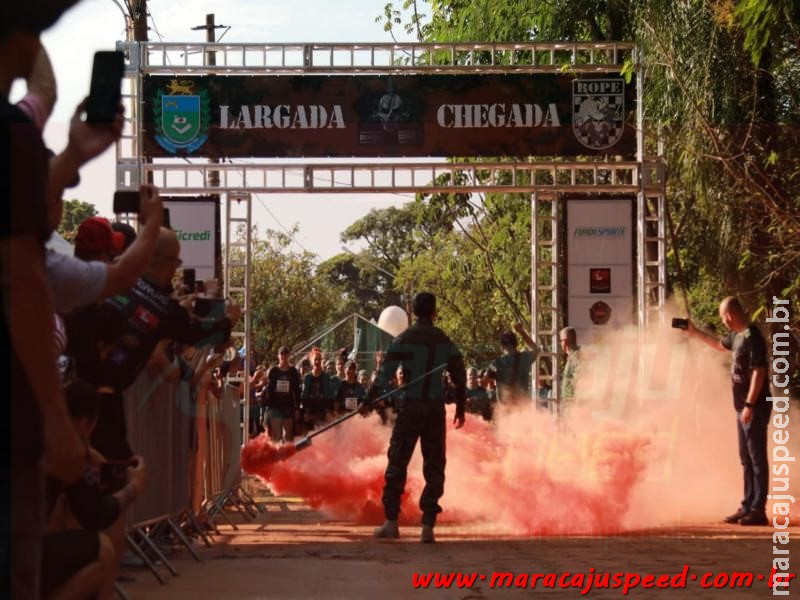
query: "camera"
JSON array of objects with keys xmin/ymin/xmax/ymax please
[
  {"xmin": 182, "ymin": 268, "xmax": 196, "ymax": 293},
  {"xmin": 671, "ymin": 317, "xmax": 689, "ymax": 330},
  {"xmin": 194, "ymin": 297, "xmax": 225, "ymax": 318}
]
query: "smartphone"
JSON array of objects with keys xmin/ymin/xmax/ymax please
[
  {"xmin": 183, "ymin": 268, "xmax": 196, "ymax": 293},
  {"xmin": 163, "ymin": 208, "xmax": 171, "ymax": 229},
  {"xmin": 113, "ymin": 190, "xmax": 140, "ymax": 214},
  {"xmin": 99, "ymin": 459, "xmax": 134, "ymax": 492},
  {"xmin": 194, "ymin": 297, "xmax": 225, "ymax": 318},
  {"xmin": 671, "ymin": 317, "xmax": 689, "ymax": 330},
  {"xmin": 86, "ymin": 51, "xmax": 124, "ymax": 124}
]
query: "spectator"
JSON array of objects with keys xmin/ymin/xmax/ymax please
[
  {"xmin": 2, "ymin": 4, "xmax": 120, "ymax": 596},
  {"xmin": 46, "ymin": 186, "xmax": 163, "ymax": 314},
  {"xmin": 559, "ymin": 327, "xmax": 581, "ymax": 412},
  {"xmin": 65, "ymin": 227, "xmax": 240, "ymax": 460},
  {"xmin": 249, "ymin": 363, "xmax": 268, "ymax": 437},
  {"xmin": 482, "ymin": 368, "xmax": 497, "ymax": 403},
  {"xmin": 371, "ymin": 350, "xmax": 384, "ymax": 382},
  {"xmin": 488, "ymin": 329, "xmax": 538, "ymax": 404},
  {"xmin": 265, "ymin": 346, "xmax": 301, "ymax": 442},
  {"xmin": 110, "ymin": 221, "xmax": 137, "ymax": 256},
  {"xmin": 465, "ymin": 366, "xmax": 493, "ymax": 421},
  {"xmin": 43, "ymin": 378, "xmax": 146, "ymax": 600}
]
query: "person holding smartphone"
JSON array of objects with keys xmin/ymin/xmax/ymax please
[
  {"xmin": 1, "ymin": 4, "xmax": 107, "ymax": 597},
  {"xmin": 47, "ymin": 185, "xmax": 163, "ymax": 314},
  {"xmin": 683, "ymin": 296, "xmax": 772, "ymax": 526}
]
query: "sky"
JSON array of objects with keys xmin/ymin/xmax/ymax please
[{"xmin": 13, "ymin": 0, "xmax": 423, "ymax": 260}]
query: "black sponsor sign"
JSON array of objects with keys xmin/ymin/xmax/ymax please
[{"xmin": 142, "ymin": 74, "xmax": 635, "ymax": 159}]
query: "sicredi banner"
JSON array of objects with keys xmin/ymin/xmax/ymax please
[
  {"xmin": 162, "ymin": 197, "xmax": 219, "ymax": 281},
  {"xmin": 566, "ymin": 199, "xmax": 634, "ymax": 344},
  {"xmin": 142, "ymin": 74, "xmax": 636, "ymax": 159}
]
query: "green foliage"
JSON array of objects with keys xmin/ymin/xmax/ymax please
[
  {"xmin": 58, "ymin": 199, "xmax": 98, "ymax": 241},
  {"xmin": 229, "ymin": 226, "xmax": 344, "ymax": 364},
  {"xmin": 316, "ymin": 252, "xmax": 401, "ymax": 320}
]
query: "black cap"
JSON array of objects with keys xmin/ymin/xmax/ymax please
[
  {"xmin": 500, "ymin": 330, "xmax": 517, "ymax": 347},
  {"xmin": 111, "ymin": 222, "xmax": 137, "ymax": 251},
  {"xmin": 413, "ymin": 292, "xmax": 436, "ymax": 318},
  {"xmin": 278, "ymin": 346, "xmax": 290, "ymax": 354}
]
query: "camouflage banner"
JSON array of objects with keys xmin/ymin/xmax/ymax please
[{"xmin": 142, "ymin": 74, "xmax": 636, "ymax": 159}]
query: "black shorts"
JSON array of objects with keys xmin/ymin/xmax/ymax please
[{"xmin": 41, "ymin": 530, "xmax": 100, "ymax": 597}]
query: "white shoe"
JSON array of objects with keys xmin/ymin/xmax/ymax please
[{"xmin": 374, "ymin": 520, "xmax": 399, "ymax": 539}]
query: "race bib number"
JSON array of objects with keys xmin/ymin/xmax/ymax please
[
  {"xmin": 277, "ymin": 380, "xmax": 290, "ymax": 393},
  {"xmin": 345, "ymin": 397, "xmax": 358, "ymax": 411}
]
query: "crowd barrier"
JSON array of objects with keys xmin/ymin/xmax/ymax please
[{"xmin": 120, "ymin": 353, "xmax": 263, "ymax": 592}]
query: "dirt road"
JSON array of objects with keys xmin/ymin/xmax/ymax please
[{"xmin": 123, "ymin": 495, "xmax": 797, "ymax": 599}]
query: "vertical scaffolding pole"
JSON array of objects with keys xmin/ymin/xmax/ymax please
[
  {"xmin": 532, "ymin": 191, "xmax": 560, "ymax": 416},
  {"xmin": 224, "ymin": 193, "xmax": 252, "ymax": 447}
]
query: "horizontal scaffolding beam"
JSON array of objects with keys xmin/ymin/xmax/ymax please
[
  {"xmin": 122, "ymin": 41, "xmax": 636, "ymax": 76},
  {"xmin": 117, "ymin": 160, "xmax": 661, "ymax": 195}
]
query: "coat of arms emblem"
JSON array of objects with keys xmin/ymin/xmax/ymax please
[
  {"xmin": 153, "ymin": 79, "xmax": 211, "ymax": 154},
  {"xmin": 572, "ymin": 79, "xmax": 625, "ymax": 150}
]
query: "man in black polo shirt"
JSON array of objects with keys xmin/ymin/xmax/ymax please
[{"xmin": 687, "ymin": 296, "xmax": 771, "ymax": 526}]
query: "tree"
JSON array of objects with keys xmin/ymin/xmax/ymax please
[
  {"xmin": 379, "ymin": 0, "xmax": 800, "ymax": 387},
  {"xmin": 58, "ymin": 199, "xmax": 98, "ymax": 241},
  {"xmin": 316, "ymin": 252, "xmax": 400, "ymax": 319}
]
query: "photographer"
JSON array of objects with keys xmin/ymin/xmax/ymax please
[{"xmin": 66, "ymin": 227, "xmax": 241, "ymax": 460}]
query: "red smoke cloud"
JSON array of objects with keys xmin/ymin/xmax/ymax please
[{"xmin": 241, "ymin": 321, "xmax": 747, "ymax": 535}]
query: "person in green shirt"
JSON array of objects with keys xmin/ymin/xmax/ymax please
[
  {"xmin": 488, "ymin": 330, "xmax": 538, "ymax": 404},
  {"xmin": 465, "ymin": 367, "xmax": 494, "ymax": 421},
  {"xmin": 559, "ymin": 327, "xmax": 581, "ymax": 410}
]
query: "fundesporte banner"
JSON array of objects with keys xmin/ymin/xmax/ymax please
[
  {"xmin": 566, "ymin": 198, "xmax": 634, "ymax": 345},
  {"xmin": 142, "ymin": 74, "xmax": 636, "ymax": 159}
]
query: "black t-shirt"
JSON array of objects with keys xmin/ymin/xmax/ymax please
[
  {"xmin": 266, "ymin": 366, "xmax": 301, "ymax": 413},
  {"xmin": 302, "ymin": 371, "xmax": 333, "ymax": 415},
  {"xmin": 466, "ymin": 386, "xmax": 493, "ymax": 421},
  {"xmin": 2, "ymin": 98, "xmax": 51, "ymax": 465},
  {"xmin": 721, "ymin": 323, "xmax": 770, "ymax": 412},
  {"xmin": 335, "ymin": 380, "xmax": 366, "ymax": 412}
]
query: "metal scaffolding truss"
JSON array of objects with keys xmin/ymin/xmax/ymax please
[
  {"xmin": 126, "ymin": 160, "xmax": 647, "ymax": 195},
  {"xmin": 121, "ymin": 40, "xmax": 635, "ymax": 76},
  {"xmin": 115, "ymin": 40, "xmax": 667, "ymax": 414}
]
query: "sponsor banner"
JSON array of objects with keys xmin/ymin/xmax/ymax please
[
  {"xmin": 566, "ymin": 199, "xmax": 634, "ymax": 342},
  {"xmin": 142, "ymin": 74, "xmax": 636, "ymax": 159},
  {"xmin": 162, "ymin": 197, "xmax": 219, "ymax": 281}
]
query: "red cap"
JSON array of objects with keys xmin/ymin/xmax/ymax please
[{"xmin": 75, "ymin": 217, "xmax": 125, "ymax": 255}]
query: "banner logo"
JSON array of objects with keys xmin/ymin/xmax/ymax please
[
  {"xmin": 574, "ymin": 227, "xmax": 625, "ymax": 237},
  {"xmin": 153, "ymin": 80, "xmax": 210, "ymax": 154},
  {"xmin": 572, "ymin": 79, "xmax": 624, "ymax": 150}
]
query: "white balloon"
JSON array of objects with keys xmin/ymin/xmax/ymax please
[{"xmin": 377, "ymin": 306, "xmax": 409, "ymax": 337}]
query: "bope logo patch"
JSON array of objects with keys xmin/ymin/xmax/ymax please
[{"xmin": 153, "ymin": 80, "xmax": 210, "ymax": 154}]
